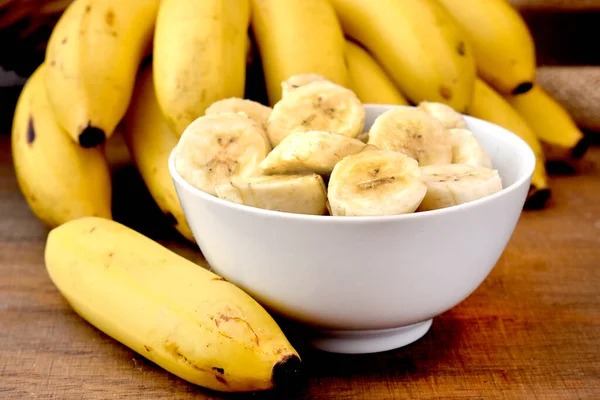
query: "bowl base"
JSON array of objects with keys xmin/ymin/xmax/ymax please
[{"xmin": 306, "ymin": 319, "xmax": 433, "ymax": 354}]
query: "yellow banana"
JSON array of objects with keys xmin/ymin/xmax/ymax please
[
  {"xmin": 45, "ymin": 0, "xmax": 160, "ymax": 147},
  {"xmin": 344, "ymin": 40, "xmax": 409, "ymax": 106},
  {"xmin": 124, "ymin": 66, "xmax": 195, "ymax": 243},
  {"xmin": 436, "ymin": 0, "xmax": 536, "ymax": 96},
  {"xmin": 250, "ymin": 0, "xmax": 350, "ymax": 105},
  {"xmin": 506, "ymin": 84, "xmax": 589, "ymax": 160},
  {"xmin": 468, "ymin": 78, "xmax": 550, "ymax": 209},
  {"xmin": 11, "ymin": 63, "xmax": 112, "ymax": 229},
  {"xmin": 153, "ymin": 0, "xmax": 251, "ymax": 136},
  {"xmin": 45, "ymin": 216, "xmax": 302, "ymax": 392},
  {"xmin": 330, "ymin": 0, "xmax": 476, "ymax": 112}
]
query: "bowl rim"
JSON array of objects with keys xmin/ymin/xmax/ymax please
[{"xmin": 168, "ymin": 104, "xmax": 536, "ymax": 224}]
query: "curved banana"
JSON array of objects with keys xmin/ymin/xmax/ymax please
[
  {"xmin": 45, "ymin": 0, "xmax": 160, "ymax": 147},
  {"xmin": 45, "ymin": 216, "xmax": 301, "ymax": 392},
  {"xmin": 506, "ymin": 84, "xmax": 588, "ymax": 160},
  {"xmin": 11, "ymin": 64, "xmax": 112, "ymax": 229},
  {"xmin": 250, "ymin": 0, "xmax": 350, "ymax": 105},
  {"xmin": 154, "ymin": 0, "xmax": 251, "ymax": 136},
  {"xmin": 468, "ymin": 78, "xmax": 550, "ymax": 209},
  {"xmin": 123, "ymin": 66, "xmax": 194, "ymax": 243},
  {"xmin": 436, "ymin": 0, "xmax": 536, "ymax": 96},
  {"xmin": 330, "ymin": 0, "xmax": 476, "ymax": 112},
  {"xmin": 344, "ymin": 40, "xmax": 409, "ymax": 106}
]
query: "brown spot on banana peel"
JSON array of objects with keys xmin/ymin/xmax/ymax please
[
  {"xmin": 27, "ymin": 117, "xmax": 35, "ymax": 145},
  {"xmin": 144, "ymin": 345, "xmax": 153, "ymax": 352},
  {"xmin": 212, "ymin": 313, "xmax": 260, "ymax": 347},
  {"xmin": 163, "ymin": 340, "xmax": 208, "ymax": 372},
  {"xmin": 212, "ymin": 367, "xmax": 225, "ymax": 375},
  {"xmin": 61, "ymin": 37, "xmax": 67, "ymax": 45},
  {"xmin": 105, "ymin": 9, "xmax": 115, "ymax": 26},
  {"xmin": 456, "ymin": 41, "xmax": 466, "ymax": 56},
  {"xmin": 439, "ymin": 85, "xmax": 453, "ymax": 101}
]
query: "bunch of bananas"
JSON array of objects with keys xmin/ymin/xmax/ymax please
[{"xmin": 9, "ymin": 0, "xmax": 591, "ymax": 392}]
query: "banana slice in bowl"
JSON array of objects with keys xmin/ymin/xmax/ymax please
[
  {"xmin": 417, "ymin": 163, "xmax": 503, "ymax": 212},
  {"xmin": 215, "ymin": 174, "xmax": 328, "ymax": 215},
  {"xmin": 280, "ymin": 73, "xmax": 332, "ymax": 98},
  {"xmin": 174, "ymin": 112, "xmax": 271, "ymax": 196},
  {"xmin": 259, "ymin": 130, "xmax": 366, "ymax": 175},
  {"xmin": 367, "ymin": 107, "xmax": 452, "ymax": 166},
  {"xmin": 267, "ymin": 80, "xmax": 365, "ymax": 147},
  {"xmin": 450, "ymin": 128, "xmax": 493, "ymax": 168},
  {"xmin": 204, "ymin": 97, "xmax": 273, "ymax": 130},
  {"xmin": 418, "ymin": 101, "xmax": 467, "ymax": 130},
  {"xmin": 327, "ymin": 148, "xmax": 427, "ymax": 216}
]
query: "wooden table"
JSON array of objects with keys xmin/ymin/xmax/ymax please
[{"xmin": 1, "ymin": 131, "xmax": 599, "ymax": 399}]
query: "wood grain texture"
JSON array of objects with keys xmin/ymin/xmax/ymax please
[
  {"xmin": 1, "ymin": 133, "xmax": 600, "ymax": 399},
  {"xmin": 510, "ymin": 0, "xmax": 600, "ymax": 11}
]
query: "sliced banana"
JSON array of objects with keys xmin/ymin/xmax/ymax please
[
  {"xmin": 174, "ymin": 112, "xmax": 271, "ymax": 196},
  {"xmin": 204, "ymin": 97, "xmax": 273, "ymax": 130},
  {"xmin": 367, "ymin": 107, "xmax": 452, "ymax": 166},
  {"xmin": 417, "ymin": 164, "xmax": 503, "ymax": 212},
  {"xmin": 450, "ymin": 128, "xmax": 493, "ymax": 168},
  {"xmin": 357, "ymin": 131, "xmax": 369, "ymax": 143},
  {"xmin": 215, "ymin": 174, "xmax": 327, "ymax": 215},
  {"xmin": 327, "ymin": 149, "xmax": 427, "ymax": 216},
  {"xmin": 418, "ymin": 101, "xmax": 467, "ymax": 130},
  {"xmin": 267, "ymin": 80, "xmax": 365, "ymax": 147},
  {"xmin": 260, "ymin": 130, "xmax": 366, "ymax": 175},
  {"xmin": 281, "ymin": 73, "xmax": 331, "ymax": 97}
]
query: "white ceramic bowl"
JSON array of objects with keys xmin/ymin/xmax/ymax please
[{"xmin": 169, "ymin": 105, "xmax": 535, "ymax": 354}]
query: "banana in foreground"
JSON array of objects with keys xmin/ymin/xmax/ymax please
[
  {"xmin": 123, "ymin": 65, "xmax": 194, "ymax": 243},
  {"xmin": 154, "ymin": 0, "xmax": 250, "ymax": 136},
  {"xmin": 506, "ymin": 84, "xmax": 589, "ymax": 162},
  {"xmin": 435, "ymin": 0, "xmax": 536, "ymax": 96},
  {"xmin": 45, "ymin": 217, "xmax": 302, "ymax": 392},
  {"xmin": 468, "ymin": 78, "xmax": 550, "ymax": 209},
  {"xmin": 250, "ymin": 0, "xmax": 350, "ymax": 105},
  {"xmin": 12, "ymin": 63, "xmax": 112, "ymax": 228},
  {"xmin": 344, "ymin": 40, "xmax": 409, "ymax": 106},
  {"xmin": 45, "ymin": 0, "xmax": 159, "ymax": 147},
  {"xmin": 330, "ymin": 0, "xmax": 476, "ymax": 112}
]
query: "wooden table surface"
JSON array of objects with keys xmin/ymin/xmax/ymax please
[{"xmin": 1, "ymin": 131, "xmax": 599, "ymax": 400}]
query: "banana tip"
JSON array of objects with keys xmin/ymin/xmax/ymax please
[
  {"xmin": 571, "ymin": 136, "xmax": 592, "ymax": 160},
  {"xmin": 511, "ymin": 82, "xmax": 533, "ymax": 96},
  {"xmin": 524, "ymin": 187, "xmax": 551, "ymax": 210},
  {"xmin": 79, "ymin": 126, "xmax": 106, "ymax": 148},
  {"xmin": 272, "ymin": 354, "xmax": 304, "ymax": 391}
]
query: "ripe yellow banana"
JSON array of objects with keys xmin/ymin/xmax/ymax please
[
  {"xmin": 468, "ymin": 78, "xmax": 550, "ymax": 209},
  {"xmin": 123, "ymin": 66, "xmax": 194, "ymax": 243},
  {"xmin": 45, "ymin": 0, "xmax": 159, "ymax": 147},
  {"xmin": 11, "ymin": 63, "xmax": 112, "ymax": 229},
  {"xmin": 344, "ymin": 40, "xmax": 409, "ymax": 106},
  {"xmin": 45, "ymin": 216, "xmax": 301, "ymax": 392},
  {"xmin": 505, "ymin": 84, "xmax": 589, "ymax": 160},
  {"xmin": 436, "ymin": 0, "xmax": 536, "ymax": 96},
  {"xmin": 330, "ymin": 0, "xmax": 476, "ymax": 112},
  {"xmin": 250, "ymin": 0, "xmax": 350, "ymax": 105},
  {"xmin": 153, "ymin": 0, "xmax": 251, "ymax": 136},
  {"xmin": 102, "ymin": 125, "xmax": 133, "ymax": 171}
]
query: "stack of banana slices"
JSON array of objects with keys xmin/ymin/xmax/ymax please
[{"xmin": 174, "ymin": 74, "xmax": 503, "ymax": 217}]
